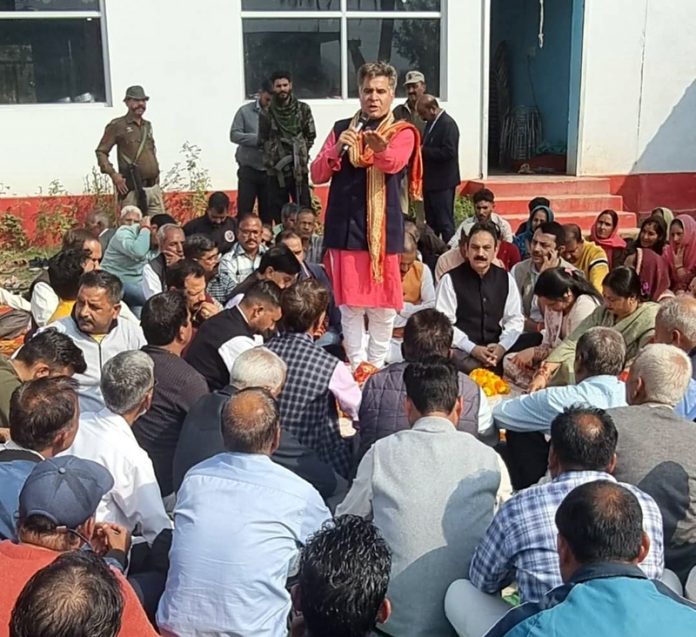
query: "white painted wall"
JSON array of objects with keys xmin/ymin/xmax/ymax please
[
  {"xmin": 0, "ymin": 0, "xmax": 485, "ymax": 197},
  {"xmin": 4, "ymin": 0, "xmax": 692, "ymax": 197},
  {"xmin": 576, "ymin": 0, "xmax": 696, "ymax": 175}
]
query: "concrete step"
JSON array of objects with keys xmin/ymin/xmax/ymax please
[
  {"xmin": 501, "ymin": 210, "xmax": 639, "ymax": 233},
  {"xmin": 493, "ymin": 194, "xmax": 625, "ymax": 215},
  {"xmin": 463, "ymin": 176, "xmax": 614, "ymax": 198}
]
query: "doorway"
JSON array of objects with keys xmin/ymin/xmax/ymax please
[{"xmin": 487, "ymin": 0, "xmax": 584, "ymax": 175}]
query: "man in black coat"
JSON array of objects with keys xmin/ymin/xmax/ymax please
[{"xmin": 417, "ymin": 94, "xmax": 460, "ymax": 243}]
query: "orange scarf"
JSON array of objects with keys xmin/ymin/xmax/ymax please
[{"xmin": 347, "ymin": 111, "xmax": 423, "ymax": 282}]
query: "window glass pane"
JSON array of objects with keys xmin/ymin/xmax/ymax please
[
  {"xmin": 0, "ymin": 0, "xmax": 100, "ymax": 10},
  {"xmin": 346, "ymin": 0, "xmax": 440, "ymax": 11},
  {"xmin": 347, "ymin": 18, "xmax": 439, "ymax": 97},
  {"xmin": 243, "ymin": 18, "xmax": 341, "ymax": 99},
  {"xmin": 0, "ymin": 18, "xmax": 105, "ymax": 103},
  {"xmin": 241, "ymin": 0, "xmax": 340, "ymax": 10}
]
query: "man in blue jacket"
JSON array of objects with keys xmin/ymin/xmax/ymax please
[{"xmin": 483, "ymin": 481, "xmax": 696, "ymax": 637}]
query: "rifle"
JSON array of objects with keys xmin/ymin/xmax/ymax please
[{"xmin": 292, "ymin": 138, "xmax": 303, "ymax": 204}]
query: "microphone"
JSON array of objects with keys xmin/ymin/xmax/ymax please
[{"xmin": 339, "ymin": 115, "xmax": 369, "ymax": 157}]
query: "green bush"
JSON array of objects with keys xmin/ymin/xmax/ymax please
[{"xmin": 454, "ymin": 193, "xmax": 474, "ymax": 229}]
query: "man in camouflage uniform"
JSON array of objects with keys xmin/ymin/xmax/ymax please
[
  {"xmin": 96, "ymin": 85, "xmax": 164, "ymax": 215},
  {"xmin": 258, "ymin": 70, "xmax": 316, "ymax": 225}
]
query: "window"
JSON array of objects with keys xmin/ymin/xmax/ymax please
[
  {"xmin": 0, "ymin": 0, "xmax": 107, "ymax": 104},
  {"xmin": 241, "ymin": 0, "xmax": 442, "ymax": 100}
]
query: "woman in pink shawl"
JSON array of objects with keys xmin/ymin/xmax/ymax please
[
  {"xmin": 590, "ymin": 209, "xmax": 626, "ymax": 268},
  {"xmin": 624, "ymin": 246, "xmax": 673, "ymax": 302},
  {"xmin": 664, "ymin": 214, "xmax": 696, "ymax": 293}
]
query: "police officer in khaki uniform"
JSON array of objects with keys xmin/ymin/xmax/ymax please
[{"xmin": 96, "ymin": 85, "xmax": 165, "ymax": 215}]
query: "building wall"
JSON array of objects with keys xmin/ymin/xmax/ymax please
[
  {"xmin": 0, "ymin": 0, "xmax": 485, "ymax": 197},
  {"xmin": 577, "ymin": 0, "xmax": 696, "ymax": 176},
  {"xmin": 2, "ymin": 0, "xmax": 694, "ymax": 201}
]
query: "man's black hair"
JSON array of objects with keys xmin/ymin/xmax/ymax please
[
  {"xmin": 299, "ymin": 515, "xmax": 391, "ymax": 637},
  {"xmin": 550, "ymin": 406, "xmax": 618, "ymax": 472},
  {"xmin": 48, "ymin": 249, "xmax": 89, "ymax": 300},
  {"xmin": 79, "ymin": 270, "xmax": 122, "ymax": 305},
  {"xmin": 258, "ymin": 244, "xmax": 301, "ymax": 277},
  {"xmin": 556, "ymin": 481, "xmax": 644, "ymax": 565},
  {"xmin": 467, "ymin": 220, "xmax": 500, "ymax": 245},
  {"xmin": 151, "ymin": 213, "xmax": 177, "ymax": 229},
  {"xmin": 165, "ymin": 259, "xmax": 206, "ymax": 290},
  {"xmin": 403, "ymin": 357, "xmax": 459, "ymax": 415},
  {"xmin": 472, "ymin": 188, "xmax": 495, "ymax": 204},
  {"xmin": 207, "ymin": 191, "xmax": 230, "ymax": 214},
  {"xmin": 9, "ymin": 551, "xmax": 123, "ymax": 637},
  {"xmin": 242, "ymin": 279, "xmax": 282, "ymax": 308},
  {"xmin": 271, "ymin": 70, "xmax": 292, "ymax": 83},
  {"xmin": 15, "ymin": 328, "xmax": 86, "ymax": 375},
  {"xmin": 184, "ymin": 234, "xmax": 217, "ymax": 260},
  {"xmin": 402, "ymin": 309, "xmax": 453, "ymax": 362},
  {"xmin": 536, "ymin": 221, "xmax": 566, "ymax": 248},
  {"xmin": 141, "ymin": 291, "xmax": 190, "ymax": 346},
  {"xmin": 9, "ymin": 377, "xmax": 79, "ymax": 451}
]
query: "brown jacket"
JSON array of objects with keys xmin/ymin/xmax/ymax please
[{"xmin": 95, "ymin": 113, "xmax": 160, "ymax": 183}]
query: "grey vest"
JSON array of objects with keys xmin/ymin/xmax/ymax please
[
  {"xmin": 357, "ymin": 362, "xmax": 484, "ymax": 466},
  {"xmin": 371, "ymin": 417, "xmax": 501, "ymax": 637}
]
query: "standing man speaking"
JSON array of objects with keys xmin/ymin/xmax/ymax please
[
  {"xmin": 96, "ymin": 85, "xmax": 164, "ymax": 215},
  {"xmin": 311, "ymin": 62, "xmax": 422, "ymax": 369}
]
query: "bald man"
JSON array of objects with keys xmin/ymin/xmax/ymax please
[
  {"xmin": 417, "ymin": 94, "xmax": 460, "ymax": 243},
  {"xmin": 159, "ymin": 387, "xmax": 331, "ymax": 637}
]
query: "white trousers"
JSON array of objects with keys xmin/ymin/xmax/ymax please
[
  {"xmin": 340, "ymin": 305, "xmax": 397, "ymax": 369},
  {"xmin": 444, "ymin": 580, "xmax": 512, "ymax": 637}
]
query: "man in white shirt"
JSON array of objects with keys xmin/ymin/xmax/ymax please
[
  {"xmin": 436, "ymin": 220, "xmax": 524, "ymax": 374},
  {"xmin": 218, "ymin": 213, "xmax": 268, "ymax": 287},
  {"xmin": 141, "ymin": 223, "xmax": 185, "ymax": 300},
  {"xmin": 449, "ymin": 187, "xmax": 513, "ymax": 248},
  {"xmin": 494, "ymin": 327, "xmax": 629, "ymax": 490},
  {"xmin": 46, "ymin": 271, "xmax": 146, "ymax": 412},
  {"xmin": 158, "ymin": 387, "xmax": 330, "ymax": 637},
  {"xmin": 62, "ymin": 350, "xmax": 172, "ymax": 545}
]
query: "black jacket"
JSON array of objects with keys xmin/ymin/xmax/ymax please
[
  {"xmin": 421, "ymin": 110, "xmax": 461, "ymax": 191},
  {"xmin": 172, "ymin": 385, "xmax": 348, "ymax": 511}
]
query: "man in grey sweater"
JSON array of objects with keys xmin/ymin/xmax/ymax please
[
  {"xmin": 337, "ymin": 358, "xmax": 511, "ymax": 637},
  {"xmin": 230, "ymin": 79, "xmax": 272, "ymax": 220},
  {"xmin": 608, "ymin": 343, "xmax": 696, "ymax": 585}
]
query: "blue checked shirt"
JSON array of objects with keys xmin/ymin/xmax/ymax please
[
  {"xmin": 206, "ymin": 271, "xmax": 236, "ymax": 305},
  {"xmin": 218, "ymin": 243, "xmax": 267, "ymax": 288},
  {"xmin": 469, "ymin": 471, "xmax": 664, "ymax": 603}
]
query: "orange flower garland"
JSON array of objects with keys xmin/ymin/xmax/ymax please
[{"xmin": 469, "ymin": 368, "xmax": 511, "ymax": 397}]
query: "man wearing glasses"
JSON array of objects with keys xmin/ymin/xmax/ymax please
[{"xmin": 218, "ymin": 213, "xmax": 268, "ymax": 288}]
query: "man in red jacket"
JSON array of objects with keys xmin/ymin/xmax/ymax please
[{"xmin": 0, "ymin": 456, "xmax": 158, "ymax": 637}]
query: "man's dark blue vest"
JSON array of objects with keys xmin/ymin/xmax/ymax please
[
  {"xmin": 323, "ymin": 117, "xmax": 407, "ymax": 254},
  {"xmin": 449, "ymin": 261, "xmax": 509, "ymax": 346}
]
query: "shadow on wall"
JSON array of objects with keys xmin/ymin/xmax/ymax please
[{"xmin": 617, "ymin": 79, "xmax": 696, "ymax": 215}]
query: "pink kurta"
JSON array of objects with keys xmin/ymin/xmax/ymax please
[{"xmin": 311, "ymin": 127, "xmax": 416, "ymax": 310}]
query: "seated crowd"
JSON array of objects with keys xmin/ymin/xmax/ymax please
[{"xmin": 2, "ymin": 190, "xmax": 696, "ymax": 637}]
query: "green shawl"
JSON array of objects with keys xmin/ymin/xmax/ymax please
[
  {"xmin": 546, "ymin": 301, "xmax": 659, "ymax": 385},
  {"xmin": 269, "ymin": 93, "xmax": 302, "ymax": 138}
]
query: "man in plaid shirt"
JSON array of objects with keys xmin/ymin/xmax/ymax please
[
  {"xmin": 218, "ymin": 214, "xmax": 267, "ymax": 290},
  {"xmin": 445, "ymin": 406, "xmax": 664, "ymax": 637}
]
